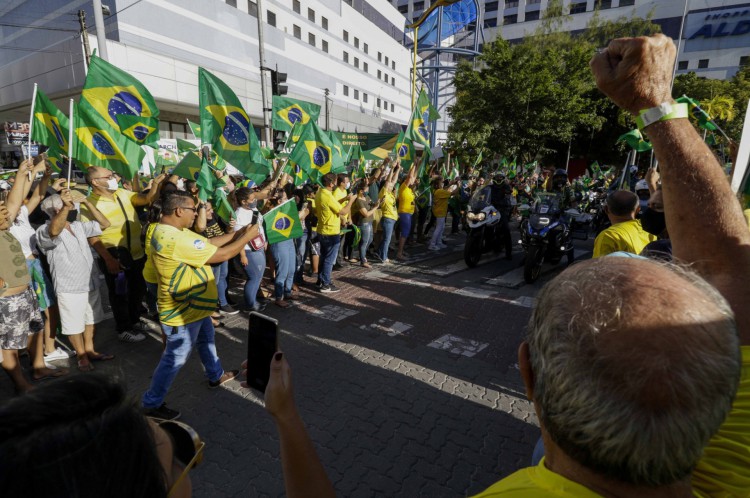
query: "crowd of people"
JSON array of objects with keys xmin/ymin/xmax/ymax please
[{"xmin": 0, "ymin": 33, "xmax": 748, "ymax": 497}]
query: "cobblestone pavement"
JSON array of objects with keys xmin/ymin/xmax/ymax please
[{"xmin": 1, "ymin": 227, "xmax": 595, "ymax": 497}]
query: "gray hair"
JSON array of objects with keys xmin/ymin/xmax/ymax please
[
  {"xmin": 528, "ymin": 257, "xmax": 740, "ymax": 486},
  {"xmin": 40, "ymin": 194, "xmax": 63, "ymax": 219}
]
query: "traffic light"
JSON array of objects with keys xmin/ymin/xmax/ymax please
[{"xmin": 270, "ymin": 69, "xmax": 288, "ymax": 96}]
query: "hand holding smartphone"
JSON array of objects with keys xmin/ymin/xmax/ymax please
[{"xmin": 246, "ymin": 312, "xmax": 279, "ymax": 393}]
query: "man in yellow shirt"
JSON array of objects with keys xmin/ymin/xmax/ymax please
[
  {"xmin": 473, "ymin": 34, "xmax": 750, "ymax": 498},
  {"xmin": 141, "ymin": 191, "xmax": 260, "ymax": 420},
  {"xmin": 428, "ymin": 177, "xmax": 458, "ymax": 251},
  {"xmin": 82, "ymin": 166, "xmax": 165, "ymax": 342},
  {"xmin": 396, "ymin": 164, "xmax": 418, "ymax": 261},
  {"xmin": 314, "ymin": 173, "xmax": 356, "ymax": 293},
  {"xmin": 592, "ymin": 190, "xmax": 655, "ymax": 258}
]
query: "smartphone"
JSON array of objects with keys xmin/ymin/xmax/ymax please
[{"xmin": 246, "ymin": 312, "xmax": 279, "ymax": 393}]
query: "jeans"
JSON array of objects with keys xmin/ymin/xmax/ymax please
[
  {"xmin": 294, "ymin": 232, "xmax": 308, "ymax": 284},
  {"xmin": 429, "ymin": 217, "xmax": 446, "ymax": 248},
  {"xmin": 359, "ymin": 222, "xmax": 373, "ymax": 262},
  {"xmin": 242, "ymin": 249, "xmax": 266, "ymax": 308},
  {"xmin": 142, "ymin": 316, "xmax": 224, "ymax": 409},
  {"xmin": 211, "ymin": 261, "xmax": 229, "ymax": 307},
  {"xmin": 378, "ymin": 218, "xmax": 396, "ymax": 261},
  {"xmin": 270, "ymin": 239, "xmax": 295, "ymax": 299},
  {"xmin": 318, "ymin": 234, "xmax": 341, "ymax": 286},
  {"xmin": 99, "ymin": 255, "xmax": 146, "ymax": 333},
  {"xmin": 145, "ymin": 281, "xmax": 158, "ymax": 314}
]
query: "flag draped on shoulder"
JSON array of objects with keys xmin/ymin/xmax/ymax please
[
  {"xmin": 272, "ymin": 96, "xmax": 320, "ymax": 132},
  {"xmin": 31, "ymin": 89, "xmax": 69, "ymax": 152},
  {"xmin": 80, "ymin": 55, "xmax": 160, "ymax": 145},
  {"xmin": 199, "ymin": 67, "xmax": 267, "ymax": 174},
  {"xmin": 263, "ymin": 199, "xmax": 303, "ymax": 244},
  {"xmin": 289, "ymin": 121, "xmax": 340, "ymax": 183},
  {"xmin": 72, "ymin": 103, "xmax": 144, "ymax": 180}
]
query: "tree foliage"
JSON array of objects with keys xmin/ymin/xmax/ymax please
[{"xmin": 448, "ymin": 0, "xmax": 661, "ymax": 165}]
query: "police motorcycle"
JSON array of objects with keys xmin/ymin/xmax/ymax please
[
  {"xmin": 519, "ymin": 192, "xmax": 574, "ymax": 283},
  {"xmin": 463, "ymin": 184, "xmax": 506, "ymax": 267}
]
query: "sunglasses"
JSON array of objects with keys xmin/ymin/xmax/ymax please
[{"xmin": 152, "ymin": 418, "xmax": 205, "ymax": 496}]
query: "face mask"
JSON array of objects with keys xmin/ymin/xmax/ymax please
[
  {"xmin": 346, "ymin": 182, "xmax": 351, "ymax": 190},
  {"xmin": 641, "ymin": 207, "xmax": 666, "ymax": 236},
  {"xmin": 247, "ymin": 200, "xmax": 258, "ymax": 210},
  {"xmin": 66, "ymin": 209, "xmax": 78, "ymax": 223},
  {"xmin": 106, "ymin": 178, "xmax": 118, "ymax": 191},
  {"xmin": 639, "ymin": 199, "xmax": 649, "ymax": 210},
  {"xmin": 176, "ymin": 178, "xmax": 185, "ymax": 190}
]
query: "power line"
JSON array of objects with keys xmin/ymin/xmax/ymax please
[
  {"xmin": 0, "ymin": 22, "xmax": 78, "ymax": 32},
  {"xmin": 0, "ymin": 55, "xmax": 84, "ymax": 92},
  {"xmin": 0, "ymin": 44, "xmax": 79, "ymax": 54}
]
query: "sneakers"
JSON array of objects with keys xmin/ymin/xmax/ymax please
[
  {"xmin": 118, "ymin": 331, "xmax": 147, "ymax": 343},
  {"xmin": 44, "ymin": 347, "xmax": 75, "ymax": 362},
  {"xmin": 144, "ymin": 403, "xmax": 181, "ymax": 421},
  {"xmin": 219, "ymin": 304, "xmax": 239, "ymax": 315},
  {"xmin": 132, "ymin": 321, "xmax": 152, "ymax": 333},
  {"xmin": 209, "ymin": 369, "xmax": 239, "ymax": 389},
  {"xmin": 251, "ymin": 303, "xmax": 267, "ymax": 312},
  {"xmin": 320, "ymin": 284, "xmax": 341, "ymax": 293}
]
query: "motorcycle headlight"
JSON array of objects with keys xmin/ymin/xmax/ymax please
[
  {"xmin": 477, "ymin": 212, "xmax": 487, "ymax": 221},
  {"xmin": 467, "ymin": 213, "xmax": 476, "ymax": 221},
  {"xmin": 538, "ymin": 217, "xmax": 550, "ymax": 226}
]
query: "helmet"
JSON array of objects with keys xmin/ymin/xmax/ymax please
[
  {"xmin": 553, "ymin": 168, "xmax": 568, "ymax": 179},
  {"xmin": 635, "ymin": 179, "xmax": 649, "ymax": 192}
]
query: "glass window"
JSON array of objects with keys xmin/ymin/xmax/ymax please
[
  {"xmin": 619, "ymin": 0, "xmax": 634, "ymax": 6},
  {"xmin": 308, "ymin": 33, "xmax": 315, "ymax": 46},
  {"xmin": 505, "ymin": 0, "xmax": 519, "ymax": 7},
  {"xmin": 398, "ymin": 4, "xmax": 408, "ymax": 13},
  {"xmin": 598, "ymin": 0, "xmax": 612, "ymax": 9},
  {"xmin": 363, "ymin": 93, "xmax": 368, "ymax": 103},
  {"xmin": 391, "ymin": 60, "xmax": 395, "ymax": 70},
  {"xmin": 570, "ymin": 2, "xmax": 587, "ymax": 14},
  {"xmin": 390, "ymin": 103, "xmax": 394, "ymax": 112},
  {"xmin": 322, "ymin": 16, "xmax": 328, "ymax": 30},
  {"xmin": 267, "ymin": 10, "xmax": 276, "ymax": 26},
  {"xmin": 484, "ymin": 18, "xmax": 497, "ymax": 28},
  {"xmin": 485, "ymin": 2, "xmax": 498, "ymax": 12},
  {"xmin": 377, "ymin": 98, "xmax": 381, "ymax": 107},
  {"xmin": 170, "ymin": 122, "xmax": 188, "ymax": 140},
  {"xmin": 293, "ymin": 25, "xmax": 301, "ymax": 39},
  {"xmin": 363, "ymin": 62, "xmax": 368, "ymax": 73},
  {"xmin": 354, "ymin": 57, "xmax": 359, "ymax": 68},
  {"xmin": 385, "ymin": 55, "xmax": 389, "ymax": 65},
  {"xmin": 293, "ymin": 0, "xmax": 300, "ymax": 14},
  {"xmin": 308, "ymin": 8, "xmax": 315, "ymax": 22},
  {"xmin": 159, "ymin": 120, "xmax": 171, "ymax": 138},
  {"xmin": 354, "ymin": 37, "xmax": 359, "ymax": 48},
  {"xmin": 343, "ymin": 30, "xmax": 349, "ymax": 42},
  {"xmin": 524, "ymin": 10, "xmax": 539, "ymax": 21},
  {"xmin": 378, "ymin": 52, "xmax": 382, "ymax": 62},
  {"xmin": 343, "ymin": 51, "xmax": 349, "ymax": 63},
  {"xmin": 226, "ymin": 0, "xmax": 237, "ymax": 7},
  {"xmin": 741, "ymin": 56, "xmax": 750, "ymax": 67},
  {"xmin": 678, "ymin": 60, "xmax": 688, "ymax": 70},
  {"xmin": 391, "ymin": 76, "xmax": 395, "ymax": 86},
  {"xmin": 383, "ymin": 100, "xmax": 388, "ymax": 110},
  {"xmin": 343, "ymin": 85, "xmax": 349, "ymax": 96},
  {"xmin": 503, "ymin": 14, "xmax": 517, "ymax": 25},
  {"xmin": 377, "ymin": 69, "xmax": 382, "ymax": 79},
  {"xmin": 698, "ymin": 59, "xmax": 709, "ymax": 69},
  {"xmin": 354, "ymin": 89, "xmax": 359, "ymax": 99},
  {"xmin": 363, "ymin": 42, "xmax": 368, "ymax": 54},
  {"xmin": 322, "ymin": 39, "xmax": 328, "ymax": 53}
]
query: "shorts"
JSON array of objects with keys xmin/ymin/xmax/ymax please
[
  {"xmin": 26, "ymin": 258, "xmax": 55, "ymax": 311},
  {"xmin": 308, "ymin": 237, "xmax": 321, "ymax": 257},
  {"xmin": 0, "ymin": 288, "xmax": 44, "ymax": 349},
  {"xmin": 58, "ymin": 290, "xmax": 104, "ymax": 335},
  {"xmin": 398, "ymin": 212, "xmax": 413, "ymax": 237}
]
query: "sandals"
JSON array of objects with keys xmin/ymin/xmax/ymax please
[
  {"xmin": 77, "ymin": 360, "xmax": 94, "ymax": 372},
  {"xmin": 89, "ymin": 353, "xmax": 115, "ymax": 362}
]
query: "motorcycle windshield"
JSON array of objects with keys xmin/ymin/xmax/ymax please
[
  {"xmin": 469, "ymin": 186, "xmax": 492, "ymax": 211},
  {"xmin": 532, "ymin": 193, "xmax": 561, "ymax": 215}
]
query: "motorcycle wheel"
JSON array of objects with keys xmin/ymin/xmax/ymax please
[
  {"xmin": 524, "ymin": 245, "xmax": 544, "ymax": 284},
  {"xmin": 464, "ymin": 233, "xmax": 483, "ymax": 267}
]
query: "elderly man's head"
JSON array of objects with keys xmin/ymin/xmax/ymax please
[
  {"xmin": 40, "ymin": 194, "xmax": 64, "ymax": 219},
  {"xmin": 525, "ymin": 257, "xmax": 740, "ymax": 486}
]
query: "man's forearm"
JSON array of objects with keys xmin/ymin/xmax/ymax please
[
  {"xmin": 48, "ymin": 208, "xmax": 69, "ymax": 238},
  {"xmin": 83, "ymin": 202, "xmax": 110, "ymax": 229},
  {"xmin": 210, "ymin": 231, "xmax": 239, "ymax": 247},
  {"xmin": 208, "ymin": 236, "xmax": 249, "ymax": 264}
]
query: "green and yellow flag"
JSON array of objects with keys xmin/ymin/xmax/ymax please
[
  {"xmin": 272, "ymin": 96, "xmax": 320, "ymax": 132},
  {"xmin": 676, "ymin": 95, "xmax": 717, "ymax": 131},
  {"xmin": 172, "ymin": 151, "xmax": 203, "ymax": 181},
  {"xmin": 405, "ymin": 102, "xmax": 431, "ymax": 148},
  {"xmin": 45, "ymin": 148, "xmax": 66, "ymax": 174},
  {"xmin": 392, "ymin": 131, "xmax": 415, "ymax": 168},
  {"xmin": 326, "ymin": 130, "xmax": 347, "ymax": 173},
  {"xmin": 80, "ymin": 55, "xmax": 160, "ymax": 145},
  {"xmin": 617, "ymin": 129, "xmax": 652, "ymax": 152},
  {"xmin": 72, "ymin": 103, "xmax": 144, "ymax": 180},
  {"xmin": 31, "ymin": 89, "xmax": 69, "ymax": 152},
  {"xmin": 187, "ymin": 119, "xmax": 201, "ymax": 139},
  {"xmin": 289, "ymin": 122, "xmax": 339, "ymax": 183},
  {"xmin": 416, "ymin": 88, "xmax": 440, "ymax": 121},
  {"xmin": 213, "ymin": 188, "xmax": 235, "ymax": 223},
  {"xmin": 263, "ymin": 199, "xmax": 303, "ymax": 244},
  {"xmin": 199, "ymin": 67, "xmax": 267, "ymax": 173}
]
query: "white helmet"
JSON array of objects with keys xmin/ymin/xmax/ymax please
[{"xmin": 635, "ymin": 179, "xmax": 649, "ymax": 192}]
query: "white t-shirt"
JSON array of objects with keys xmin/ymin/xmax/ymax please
[
  {"xmin": 9, "ymin": 205, "xmax": 37, "ymax": 258},
  {"xmin": 234, "ymin": 206, "xmax": 264, "ymax": 251}
]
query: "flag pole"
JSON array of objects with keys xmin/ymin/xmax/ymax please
[
  {"xmin": 411, "ymin": 26, "xmax": 419, "ymax": 111},
  {"xmin": 25, "ymin": 83, "xmax": 39, "ymax": 180},
  {"xmin": 67, "ymin": 99, "xmax": 75, "ymax": 186},
  {"xmin": 618, "ymin": 150, "xmax": 632, "ymax": 190}
]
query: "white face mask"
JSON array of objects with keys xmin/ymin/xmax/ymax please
[
  {"xmin": 105, "ymin": 178, "xmax": 118, "ymax": 191},
  {"xmin": 176, "ymin": 178, "xmax": 185, "ymax": 190},
  {"xmin": 345, "ymin": 182, "xmax": 351, "ymax": 190}
]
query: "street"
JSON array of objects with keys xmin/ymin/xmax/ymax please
[{"xmin": 2, "ymin": 226, "xmax": 594, "ymax": 497}]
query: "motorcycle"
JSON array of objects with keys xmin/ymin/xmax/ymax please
[
  {"xmin": 463, "ymin": 185, "xmax": 505, "ymax": 267},
  {"xmin": 519, "ymin": 193, "xmax": 574, "ymax": 283}
]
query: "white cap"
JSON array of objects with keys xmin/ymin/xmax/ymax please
[{"xmin": 635, "ymin": 179, "xmax": 649, "ymax": 191}]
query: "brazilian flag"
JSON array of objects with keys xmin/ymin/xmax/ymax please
[
  {"xmin": 45, "ymin": 148, "xmax": 66, "ymax": 174},
  {"xmin": 263, "ymin": 199, "xmax": 303, "ymax": 244},
  {"xmin": 392, "ymin": 131, "xmax": 414, "ymax": 168},
  {"xmin": 289, "ymin": 122, "xmax": 338, "ymax": 183},
  {"xmin": 31, "ymin": 89, "xmax": 69, "ymax": 152},
  {"xmin": 72, "ymin": 103, "xmax": 144, "ymax": 180},
  {"xmin": 80, "ymin": 55, "xmax": 160, "ymax": 145},
  {"xmin": 199, "ymin": 67, "xmax": 268, "ymax": 174},
  {"xmin": 677, "ymin": 95, "xmax": 717, "ymax": 131},
  {"xmin": 213, "ymin": 188, "xmax": 235, "ymax": 223},
  {"xmin": 405, "ymin": 103, "xmax": 430, "ymax": 148},
  {"xmin": 172, "ymin": 151, "xmax": 203, "ymax": 181},
  {"xmin": 416, "ymin": 88, "xmax": 440, "ymax": 121},
  {"xmin": 187, "ymin": 119, "xmax": 201, "ymax": 139},
  {"xmin": 272, "ymin": 96, "xmax": 321, "ymax": 132},
  {"xmin": 326, "ymin": 130, "xmax": 347, "ymax": 173},
  {"xmin": 617, "ymin": 129, "xmax": 652, "ymax": 152}
]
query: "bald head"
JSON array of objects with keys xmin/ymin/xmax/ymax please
[
  {"xmin": 527, "ymin": 257, "xmax": 740, "ymax": 486},
  {"xmin": 606, "ymin": 190, "xmax": 639, "ymax": 217}
]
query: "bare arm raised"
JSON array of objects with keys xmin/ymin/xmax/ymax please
[{"xmin": 591, "ymin": 34, "xmax": 750, "ymax": 345}]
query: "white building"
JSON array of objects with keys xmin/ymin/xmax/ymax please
[{"xmin": 0, "ymin": 0, "xmax": 415, "ymax": 148}]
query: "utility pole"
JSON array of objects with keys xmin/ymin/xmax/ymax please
[
  {"xmin": 78, "ymin": 10, "xmax": 91, "ymax": 67},
  {"xmin": 255, "ymin": 0, "xmax": 272, "ymax": 145},
  {"xmin": 92, "ymin": 0, "xmax": 109, "ymax": 60},
  {"xmin": 324, "ymin": 88, "xmax": 330, "ymax": 131}
]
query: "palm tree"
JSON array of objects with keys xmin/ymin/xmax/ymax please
[{"xmin": 701, "ymin": 95, "xmax": 736, "ymax": 123}]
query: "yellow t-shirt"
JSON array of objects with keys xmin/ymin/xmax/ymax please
[
  {"xmin": 151, "ymin": 224, "xmax": 218, "ymax": 326},
  {"xmin": 81, "ymin": 189, "xmax": 144, "ymax": 259},
  {"xmin": 432, "ymin": 189, "xmax": 451, "ymax": 218},
  {"xmin": 473, "ymin": 347, "xmax": 750, "ymax": 498},
  {"xmin": 592, "ymin": 219, "xmax": 656, "ymax": 258},
  {"xmin": 398, "ymin": 183, "xmax": 415, "ymax": 215},
  {"xmin": 333, "ymin": 187, "xmax": 350, "ymax": 222},
  {"xmin": 379, "ymin": 189, "xmax": 397, "ymax": 220},
  {"xmin": 142, "ymin": 222, "xmax": 158, "ymax": 284},
  {"xmin": 315, "ymin": 188, "xmax": 343, "ymax": 236}
]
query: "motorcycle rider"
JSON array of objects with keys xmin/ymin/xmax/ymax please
[
  {"xmin": 545, "ymin": 168, "xmax": 575, "ymax": 264},
  {"xmin": 490, "ymin": 173, "xmax": 513, "ymax": 260},
  {"xmin": 635, "ymin": 179, "xmax": 651, "ymax": 212}
]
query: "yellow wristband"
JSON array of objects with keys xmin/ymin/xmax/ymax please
[{"xmin": 636, "ymin": 102, "xmax": 689, "ymax": 130}]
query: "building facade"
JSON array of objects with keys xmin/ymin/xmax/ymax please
[{"xmin": 0, "ymin": 0, "xmax": 415, "ymax": 149}]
